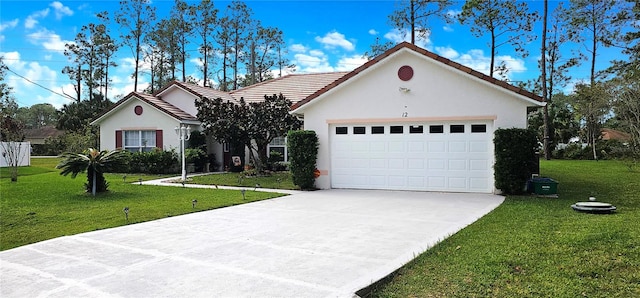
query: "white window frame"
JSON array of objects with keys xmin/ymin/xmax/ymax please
[
  {"xmin": 124, "ymin": 130, "xmax": 156, "ymax": 152},
  {"xmin": 267, "ymin": 136, "xmax": 287, "ymax": 162}
]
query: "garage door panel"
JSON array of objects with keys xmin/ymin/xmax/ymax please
[
  {"xmin": 428, "ymin": 141, "xmax": 446, "ymax": 152},
  {"xmin": 448, "ymin": 159, "xmax": 467, "ymax": 171},
  {"xmin": 470, "ymin": 159, "xmax": 489, "ymax": 170},
  {"xmin": 407, "ymin": 176, "xmax": 425, "ymax": 187},
  {"xmin": 330, "ymin": 122, "xmax": 492, "ymax": 193},
  {"xmin": 470, "ymin": 141, "xmax": 488, "ymax": 152},
  {"xmin": 448, "ymin": 177, "xmax": 467, "ymax": 189},
  {"xmin": 388, "ymin": 176, "xmax": 405, "ymax": 187},
  {"xmin": 449, "ymin": 141, "xmax": 467, "ymax": 152}
]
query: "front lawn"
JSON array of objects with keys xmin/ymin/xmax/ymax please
[
  {"xmin": 370, "ymin": 160, "xmax": 640, "ymax": 297},
  {"xmin": 189, "ymin": 171, "xmax": 298, "ymax": 190},
  {"xmin": 0, "ymin": 158, "xmax": 285, "ymax": 251}
]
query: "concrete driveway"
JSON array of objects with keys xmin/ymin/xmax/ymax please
[{"xmin": 0, "ymin": 189, "xmax": 503, "ymax": 297}]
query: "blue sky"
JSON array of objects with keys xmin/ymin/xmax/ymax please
[{"xmin": 0, "ymin": 0, "xmax": 628, "ymax": 108}]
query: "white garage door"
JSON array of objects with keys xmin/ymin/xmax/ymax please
[{"xmin": 330, "ymin": 122, "xmax": 493, "ymax": 193}]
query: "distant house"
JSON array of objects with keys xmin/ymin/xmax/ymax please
[
  {"xmin": 92, "ymin": 42, "xmax": 544, "ymax": 193},
  {"xmin": 601, "ymin": 128, "xmax": 631, "ymax": 142},
  {"xmin": 24, "ymin": 126, "xmax": 64, "ymax": 145}
]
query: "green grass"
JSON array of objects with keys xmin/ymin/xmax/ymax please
[
  {"xmin": 369, "ymin": 160, "xmax": 640, "ymax": 298},
  {"xmin": 0, "ymin": 158, "xmax": 285, "ymax": 251},
  {"xmin": 189, "ymin": 171, "xmax": 298, "ymax": 190}
]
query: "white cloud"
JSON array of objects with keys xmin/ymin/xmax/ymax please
[
  {"xmin": 25, "ymin": 8, "xmax": 50, "ymax": 29},
  {"xmin": 368, "ymin": 29, "xmax": 379, "ymax": 35},
  {"xmin": 27, "ymin": 29, "xmax": 71, "ymax": 51},
  {"xmin": 453, "ymin": 48, "xmax": 526, "ymax": 80},
  {"xmin": 0, "ymin": 51, "xmax": 71, "ymax": 107},
  {"xmin": 0, "ymin": 19, "xmax": 18, "ymax": 42},
  {"xmin": 292, "ymin": 53, "xmax": 334, "ymax": 73},
  {"xmin": 1, "ymin": 19, "xmax": 19, "ymax": 31},
  {"xmin": 290, "ymin": 43, "xmax": 307, "ymax": 53},
  {"xmin": 315, "ymin": 31, "xmax": 355, "ymax": 51},
  {"xmin": 50, "ymin": 1, "xmax": 73, "ymax": 19},
  {"xmin": 335, "ymin": 55, "xmax": 367, "ymax": 72},
  {"xmin": 309, "ymin": 49, "xmax": 324, "ymax": 57},
  {"xmin": 442, "ymin": 25, "xmax": 454, "ymax": 32},
  {"xmin": 435, "ymin": 46, "xmax": 459, "ymax": 60}
]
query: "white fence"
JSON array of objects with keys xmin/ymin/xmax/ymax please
[{"xmin": 1, "ymin": 142, "xmax": 31, "ymax": 167}]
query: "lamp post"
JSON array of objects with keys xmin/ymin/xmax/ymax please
[{"xmin": 175, "ymin": 124, "xmax": 191, "ymax": 181}]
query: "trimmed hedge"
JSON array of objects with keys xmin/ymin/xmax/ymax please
[
  {"xmin": 120, "ymin": 148, "xmax": 179, "ymax": 174},
  {"xmin": 494, "ymin": 128, "xmax": 538, "ymax": 195},
  {"xmin": 287, "ymin": 130, "xmax": 319, "ymax": 190}
]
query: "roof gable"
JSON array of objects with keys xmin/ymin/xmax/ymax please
[
  {"xmin": 91, "ymin": 92, "xmax": 198, "ymax": 125},
  {"xmin": 291, "ymin": 42, "xmax": 544, "ymax": 112}
]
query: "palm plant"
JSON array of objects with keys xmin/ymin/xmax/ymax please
[{"xmin": 57, "ymin": 148, "xmax": 125, "ymax": 196}]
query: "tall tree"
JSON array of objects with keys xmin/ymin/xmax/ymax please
[
  {"xmin": 226, "ymin": 0, "xmax": 253, "ymax": 90},
  {"xmin": 539, "ymin": 3, "xmax": 580, "ymax": 158},
  {"xmin": 115, "ymin": 0, "xmax": 156, "ymax": 92},
  {"xmin": 216, "ymin": 15, "xmax": 232, "ymax": 91},
  {"xmin": 540, "ymin": 0, "xmax": 550, "ymax": 159},
  {"xmin": 608, "ymin": 77, "xmax": 640, "ymax": 153},
  {"xmin": 190, "ymin": 0, "xmax": 218, "ymax": 87},
  {"xmin": 571, "ymin": 83, "xmax": 610, "ymax": 160},
  {"xmin": 459, "ymin": 0, "xmax": 538, "ymax": 78},
  {"xmin": 171, "ymin": 0, "xmax": 193, "ymax": 82},
  {"xmin": 92, "ymin": 20, "xmax": 118, "ymax": 101},
  {"xmin": 610, "ymin": 0, "xmax": 640, "ymax": 78},
  {"xmin": 389, "ymin": 0, "xmax": 453, "ymax": 44},
  {"xmin": 564, "ymin": 0, "xmax": 624, "ymax": 85},
  {"xmin": 244, "ymin": 25, "xmax": 286, "ymax": 84},
  {"xmin": 16, "ymin": 103, "xmax": 58, "ymax": 129}
]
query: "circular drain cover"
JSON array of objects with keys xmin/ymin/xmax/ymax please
[{"xmin": 571, "ymin": 201, "xmax": 617, "ymax": 214}]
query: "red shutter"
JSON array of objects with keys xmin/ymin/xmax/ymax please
[
  {"xmin": 156, "ymin": 130, "xmax": 163, "ymax": 150},
  {"xmin": 115, "ymin": 130, "xmax": 122, "ymax": 149}
]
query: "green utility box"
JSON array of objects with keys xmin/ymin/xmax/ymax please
[{"xmin": 530, "ymin": 177, "xmax": 558, "ymax": 195}]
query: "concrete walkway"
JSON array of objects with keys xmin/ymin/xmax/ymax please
[{"xmin": 0, "ymin": 189, "xmax": 504, "ymax": 298}]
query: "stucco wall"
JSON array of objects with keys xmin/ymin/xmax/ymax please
[
  {"xmin": 300, "ymin": 50, "xmax": 537, "ymax": 189},
  {"xmin": 97, "ymin": 99, "xmax": 183, "ymax": 151},
  {"xmin": 159, "ymin": 87, "xmax": 199, "ymax": 117}
]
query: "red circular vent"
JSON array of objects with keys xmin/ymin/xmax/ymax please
[
  {"xmin": 398, "ymin": 65, "xmax": 414, "ymax": 81},
  {"xmin": 134, "ymin": 105, "xmax": 143, "ymax": 115}
]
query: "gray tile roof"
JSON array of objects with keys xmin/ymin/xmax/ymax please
[{"xmin": 229, "ymin": 72, "xmax": 349, "ymax": 103}]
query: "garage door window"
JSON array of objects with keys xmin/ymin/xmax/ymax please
[
  {"xmin": 336, "ymin": 127, "xmax": 348, "ymax": 134},
  {"xmin": 471, "ymin": 124, "xmax": 487, "ymax": 133},
  {"xmin": 410, "ymin": 125, "xmax": 424, "ymax": 134},
  {"xmin": 429, "ymin": 125, "xmax": 444, "ymax": 133},
  {"xmin": 450, "ymin": 125, "xmax": 465, "ymax": 133},
  {"xmin": 372, "ymin": 126, "xmax": 385, "ymax": 134},
  {"xmin": 353, "ymin": 126, "xmax": 366, "ymax": 134},
  {"xmin": 390, "ymin": 126, "xmax": 404, "ymax": 134}
]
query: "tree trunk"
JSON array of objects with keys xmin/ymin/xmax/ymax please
[
  {"xmin": 541, "ymin": 0, "xmax": 550, "ymax": 160},
  {"xmin": 410, "ymin": 0, "xmax": 415, "ymax": 44},
  {"xmin": 490, "ymin": 30, "xmax": 496, "ymax": 78}
]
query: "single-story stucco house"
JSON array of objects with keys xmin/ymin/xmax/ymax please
[{"xmin": 92, "ymin": 42, "xmax": 544, "ymax": 193}]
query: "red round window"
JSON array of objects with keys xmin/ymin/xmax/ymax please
[
  {"xmin": 134, "ymin": 105, "xmax": 143, "ymax": 115},
  {"xmin": 398, "ymin": 65, "xmax": 414, "ymax": 81}
]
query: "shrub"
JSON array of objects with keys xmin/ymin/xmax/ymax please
[
  {"xmin": 119, "ymin": 148, "xmax": 179, "ymax": 174},
  {"xmin": 287, "ymin": 130, "xmax": 318, "ymax": 190},
  {"xmin": 494, "ymin": 128, "xmax": 538, "ymax": 195}
]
